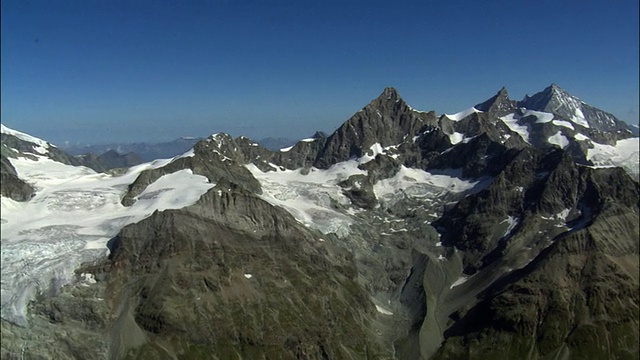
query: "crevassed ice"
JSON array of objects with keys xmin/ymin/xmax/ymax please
[
  {"xmin": 373, "ymin": 166, "xmax": 491, "ymax": 206},
  {"xmin": 246, "ymin": 161, "xmax": 365, "ymax": 237},
  {"xmin": 1, "ymin": 155, "xmax": 214, "ymax": 326}
]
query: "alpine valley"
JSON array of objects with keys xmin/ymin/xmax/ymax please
[{"xmin": 1, "ymin": 84, "xmax": 638, "ymax": 360}]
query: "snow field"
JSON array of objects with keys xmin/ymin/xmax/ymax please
[
  {"xmin": 1, "ymin": 152, "xmax": 214, "ymax": 326},
  {"xmin": 499, "ymin": 114, "xmax": 531, "ymax": 144}
]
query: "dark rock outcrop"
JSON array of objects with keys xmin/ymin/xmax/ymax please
[
  {"xmin": 0, "ymin": 155, "xmax": 35, "ymax": 201},
  {"xmin": 313, "ymin": 87, "xmax": 437, "ymax": 169}
]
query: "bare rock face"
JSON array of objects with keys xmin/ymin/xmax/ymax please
[
  {"xmin": 519, "ymin": 84, "xmax": 634, "ymax": 134},
  {"xmin": 314, "ymin": 87, "xmax": 437, "ymax": 169},
  {"xmin": 434, "ymin": 205, "xmax": 639, "ymax": 359},
  {"xmin": 95, "ymin": 183, "xmax": 384, "ymax": 359},
  {"xmin": 429, "ymin": 150, "xmax": 639, "ymax": 359},
  {"xmin": 1, "ymin": 85, "xmax": 637, "ymax": 360},
  {"xmin": 0, "ymin": 155, "xmax": 35, "ymax": 201},
  {"xmin": 120, "ymin": 135, "xmax": 263, "ymax": 206},
  {"xmin": 474, "ymin": 87, "xmax": 518, "ymax": 118}
]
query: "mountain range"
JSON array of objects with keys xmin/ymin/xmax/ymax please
[
  {"xmin": 1, "ymin": 84, "xmax": 638, "ymax": 359},
  {"xmin": 60, "ymin": 136, "xmax": 298, "ymax": 165}
]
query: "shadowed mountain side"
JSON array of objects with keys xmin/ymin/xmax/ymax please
[{"xmin": 94, "ymin": 183, "xmax": 384, "ymax": 359}]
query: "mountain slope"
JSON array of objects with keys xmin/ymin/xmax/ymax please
[
  {"xmin": 1, "ymin": 85, "xmax": 638, "ymax": 360},
  {"xmin": 519, "ymin": 84, "xmax": 633, "ymax": 133}
]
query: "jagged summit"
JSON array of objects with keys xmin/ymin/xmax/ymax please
[
  {"xmin": 312, "ymin": 86, "xmax": 435, "ymax": 168},
  {"xmin": 2, "ymin": 86, "xmax": 639, "ymax": 359},
  {"xmin": 519, "ymin": 83, "xmax": 569, "ymax": 112},
  {"xmin": 474, "ymin": 86, "xmax": 516, "ymax": 117},
  {"xmin": 518, "ymin": 83, "xmax": 630, "ymax": 132},
  {"xmin": 380, "ymin": 86, "xmax": 400, "ymax": 100},
  {"xmin": 366, "ymin": 86, "xmax": 403, "ymax": 109},
  {"xmin": 311, "ymin": 131, "xmax": 328, "ymax": 139}
]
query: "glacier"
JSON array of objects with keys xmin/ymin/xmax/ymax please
[{"xmin": 0, "ymin": 153, "xmax": 214, "ymax": 326}]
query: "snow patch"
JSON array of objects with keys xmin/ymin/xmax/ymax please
[
  {"xmin": 552, "ymin": 120, "xmax": 575, "ymax": 130},
  {"xmin": 522, "ymin": 109, "xmax": 554, "ymax": 123},
  {"xmin": 361, "ymin": 143, "xmax": 384, "ymax": 163},
  {"xmin": 571, "ymin": 108, "xmax": 590, "ymax": 128},
  {"xmin": 547, "ymin": 131, "xmax": 569, "ymax": 148},
  {"xmin": 500, "ymin": 216, "xmax": 519, "ymax": 238},
  {"xmin": 499, "ymin": 114, "xmax": 531, "ymax": 143},
  {"xmin": 587, "ymin": 137, "xmax": 639, "ymax": 176},
  {"xmin": 450, "ymin": 276, "xmax": 469, "ymax": 289},
  {"xmin": 448, "ymin": 132, "xmax": 465, "ymax": 145},
  {"xmin": 375, "ymin": 304, "xmax": 394, "ymax": 315},
  {"xmin": 445, "ymin": 107, "xmax": 482, "ymax": 121},
  {"xmin": 574, "ymin": 133, "xmax": 590, "ymax": 141}
]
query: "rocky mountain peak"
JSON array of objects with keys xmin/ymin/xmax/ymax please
[
  {"xmin": 474, "ymin": 86, "xmax": 516, "ymax": 117},
  {"xmin": 312, "ymin": 87, "xmax": 432, "ymax": 168},
  {"xmin": 381, "ymin": 86, "xmax": 400, "ymax": 100},
  {"xmin": 367, "ymin": 86, "xmax": 403, "ymax": 109},
  {"xmin": 518, "ymin": 84, "xmax": 631, "ymax": 133},
  {"xmin": 311, "ymin": 131, "xmax": 328, "ymax": 139},
  {"xmin": 1, "ymin": 87, "xmax": 639, "ymax": 360}
]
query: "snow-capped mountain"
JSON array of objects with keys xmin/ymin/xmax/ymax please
[
  {"xmin": 1, "ymin": 125, "xmax": 144, "ymax": 176},
  {"xmin": 440, "ymin": 85, "xmax": 639, "ymax": 179},
  {"xmin": 0, "ymin": 134, "xmax": 214, "ymax": 327},
  {"xmin": 1, "ymin": 85, "xmax": 638, "ymax": 359},
  {"xmin": 519, "ymin": 84, "xmax": 633, "ymax": 133}
]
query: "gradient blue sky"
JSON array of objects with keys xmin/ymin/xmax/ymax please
[{"xmin": 2, "ymin": 0, "xmax": 638, "ymax": 145}]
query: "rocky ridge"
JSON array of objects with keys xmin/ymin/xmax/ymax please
[{"xmin": 1, "ymin": 85, "xmax": 638, "ymax": 359}]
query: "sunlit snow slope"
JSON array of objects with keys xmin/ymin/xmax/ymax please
[
  {"xmin": 0, "ymin": 152, "xmax": 214, "ymax": 326},
  {"xmin": 586, "ymin": 137, "xmax": 639, "ymax": 176},
  {"xmin": 246, "ymin": 152, "xmax": 491, "ymax": 238}
]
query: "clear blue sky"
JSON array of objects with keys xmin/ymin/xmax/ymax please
[{"xmin": 2, "ymin": 0, "xmax": 638, "ymax": 145}]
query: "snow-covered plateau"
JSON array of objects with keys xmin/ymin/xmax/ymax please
[{"xmin": 0, "ymin": 153, "xmax": 214, "ymax": 326}]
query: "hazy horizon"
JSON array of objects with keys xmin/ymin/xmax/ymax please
[{"xmin": 2, "ymin": 1, "xmax": 638, "ymax": 146}]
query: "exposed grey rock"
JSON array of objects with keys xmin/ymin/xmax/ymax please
[
  {"xmin": 2, "ymin": 85, "xmax": 638, "ymax": 360},
  {"xmin": 474, "ymin": 87, "xmax": 518, "ymax": 118},
  {"xmin": 95, "ymin": 184, "xmax": 385, "ymax": 359},
  {"xmin": 313, "ymin": 87, "xmax": 437, "ymax": 169},
  {"xmin": 519, "ymin": 84, "xmax": 634, "ymax": 134},
  {"xmin": 97, "ymin": 150, "xmax": 143, "ymax": 169},
  {"xmin": 256, "ymin": 136, "xmax": 296, "ymax": 151},
  {"xmin": 0, "ymin": 155, "xmax": 35, "ymax": 201}
]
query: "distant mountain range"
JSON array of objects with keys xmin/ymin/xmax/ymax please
[
  {"xmin": 60, "ymin": 136, "xmax": 298, "ymax": 165},
  {"xmin": 1, "ymin": 84, "xmax": 638, "ymax": 359}
]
